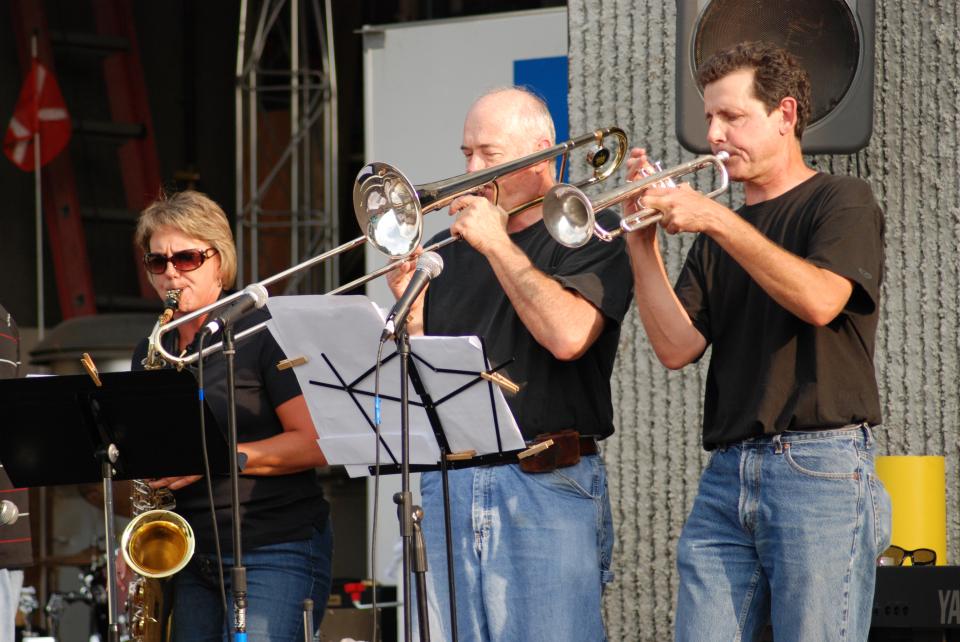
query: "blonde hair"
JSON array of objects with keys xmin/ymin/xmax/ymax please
[{"xmin": 135, "ymin": 190, "xmax": 237, "ymax": 289}]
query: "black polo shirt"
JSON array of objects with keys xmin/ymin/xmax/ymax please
[
  {"xmin": 423, "ymin": 211, "xmax": 634, "ymax": 441},
  {"xmin": 132, "ymin": 306, "xmax": 329, "ymax": 554},
  {"xmin": 675, "ymin": 173, "xmax": 884, "ymax": 448}
]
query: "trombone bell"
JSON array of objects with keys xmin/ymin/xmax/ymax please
[{"xmin": 353, "ymin": 162, "xmax": 423, "ymax": 258}]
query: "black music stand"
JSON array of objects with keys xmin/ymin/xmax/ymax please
[
  {"xmin": 310, "ymin": 338, "xmax": 527, "ymax": 642},
  {"xmin": 266, "ymin": 295, "xmax": 532, "ymax": 642},
  {"xmin": 0, "ymin": 368, "xmax": 230, "ymax": 642}
]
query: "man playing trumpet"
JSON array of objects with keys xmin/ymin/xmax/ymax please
[{"xmin": 625, "ymin": 41, "xmax": 891, "ymax": 641}]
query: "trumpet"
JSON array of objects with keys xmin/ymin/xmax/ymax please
[
  {"xmin": 147, "ymin": 127, "xmax": 629, "ymax": 369},
  {"xmin": 542, "ymin": 151, "xmax": 730, "ymax": 248}
]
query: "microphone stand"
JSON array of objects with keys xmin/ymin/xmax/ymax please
[
  {"xmin": 393, "ymin": 325, "xmax": 430, "ymax": 642},
  {"xmin": 222, "ymin": 326, "xmax": 248, "ymax": 639},
  {"xmin": 96, "ymin": 442, "xmax": 121, "ymax": 642}
]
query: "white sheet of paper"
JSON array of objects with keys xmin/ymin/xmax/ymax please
[{"xmin": 266, "ymin": 295, "xmax": 524, "ymax": 476}]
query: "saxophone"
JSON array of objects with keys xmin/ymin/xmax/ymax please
[
  {"xmin": 124, "ymin": 289, "xmax": 196, "ymax": 640},
  {"xmin": 142, "ymin": 289, "xmax": 183, "ymax": 370}
]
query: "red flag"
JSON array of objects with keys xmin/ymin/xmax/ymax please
[{"xmin": 3, "ymin": 59, "xmax": 72, "ymax": 172}]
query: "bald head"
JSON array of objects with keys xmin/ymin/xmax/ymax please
[
  {"xmin": 466, "ymin": 87, "xmax": 556, "ymax": 153},
  {"xmin": 460, "ymin": 87, "xmax": 557, "ymax": 213}
]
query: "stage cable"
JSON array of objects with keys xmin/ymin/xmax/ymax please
[
  {"xmin": 196, "ymin": 333, "xmax": 231, "ymax": 625},
  {"xmin": 370, "ymin": 338, "xmax": 387, "ymax": 642}
]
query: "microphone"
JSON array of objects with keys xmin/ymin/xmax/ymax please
[
  {"xmin": 381, "ymin": 251, "xmax": 444, "ymax": 342},
  {"xmin": 200, "ymin": 283, "xmax": 269, "ymax": 337},
  {"xmin": 0, "ymin": 500, "xmax": 20, "ymax": 526}
]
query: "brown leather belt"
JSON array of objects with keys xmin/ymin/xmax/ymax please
[{"xmin": 518, "ymin": 430, "xmax": 598, "ymax": 474}]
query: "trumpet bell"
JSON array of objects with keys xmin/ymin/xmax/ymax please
[
  {"xmin": 121, "ymin": 509, "xmax": 195, "ymax": 579},
  {"xmin": 353, "ymin": 162, "xmax": 424, "ymax": 258},
  {"xmin": 542, "ymin": 183, "xmax": 595, "ymax": 249}
]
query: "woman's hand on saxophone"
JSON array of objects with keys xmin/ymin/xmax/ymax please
[{"xmin": 147, "ymin": 475, "xmax": 202, "ymax": 491}]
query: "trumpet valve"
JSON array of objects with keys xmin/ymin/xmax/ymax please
[{"xmin": 639, "ymin": 161, "xmax": 677, "ymax": 189}]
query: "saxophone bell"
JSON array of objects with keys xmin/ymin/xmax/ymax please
[
  {"xmin": 121, "ymin": 509, "xmax": 195, "ymax": 579},
  {"xmin": 121, "ymin": 481, "xmax": 195, "ymax": 640}
]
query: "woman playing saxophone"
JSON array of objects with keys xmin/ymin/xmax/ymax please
[{"xmin": 128, "ymin": 190, "xmax": 332, "ymax": 641}]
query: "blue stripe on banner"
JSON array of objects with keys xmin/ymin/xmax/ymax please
[{"xmin": 513, "ymin": 56, "xmax": 569, "ymax": 181}]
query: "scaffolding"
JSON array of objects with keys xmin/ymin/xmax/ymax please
[{"xmin": 234, "ymin": 0, "xmax": 339, "ymax": 293}]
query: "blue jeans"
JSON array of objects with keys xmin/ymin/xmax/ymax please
[
  {"xmin": 419, "ymin": 455, "xmax": 614, "ymax": 642},
  {"xmin": 675, "ymin": 425, "xmax": 892, "ymax": 642},
  {"xmin": 170, "ymin": 522, "xmax": 333, "ymax": 642}
]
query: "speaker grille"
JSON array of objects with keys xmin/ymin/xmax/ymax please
[{"xmin": 693, "ymin": 0, "xmax": 860, "ymax": 125}]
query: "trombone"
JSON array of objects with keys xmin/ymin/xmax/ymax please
[
  {"xmin": 337, "ymin": 126, "xmax": 629, "ymax": 294},
  {"xmin": 353, "ymin": 127, "xmax": 627, "ymax": 257},
  {"xmin": 148, "ymin": 127, "xmax": 629, "ymax": 369},
  {"xmin": 542, "ymin": 151, "xmax": 730, "ymax": 248}
]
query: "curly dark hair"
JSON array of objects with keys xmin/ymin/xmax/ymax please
[{"xmin": 697, "ymin": 41, "xmax": 812, "ymax": 140}]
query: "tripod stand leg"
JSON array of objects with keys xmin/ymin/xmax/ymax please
[
  {"xmin": 302, "ymin": 598, "xmax": 314, "ymax": 642},
  {"xmin": 439, "ymin": 458, "xmax": 459, "ymax": 642},
  {"xmin": 411, "ymin": 507, "xmax": 430, "ymax": 642},
  {"xmin": 98, "ymin": 453, "xmax": 121, "ymax": 642}
]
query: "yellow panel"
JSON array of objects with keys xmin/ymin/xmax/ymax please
[{"xmin": 875, "ymin": 456, "xmax": 946, "ymax": 566}]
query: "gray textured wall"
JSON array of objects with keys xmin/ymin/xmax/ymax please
[{"xmin": 567, "ymin": 1, "xmax": 960, "ymax": 639}]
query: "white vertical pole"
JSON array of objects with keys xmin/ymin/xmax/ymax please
[
  {"xmin": 31, "ymin": 35, "xmax": 44, "ymax": 340},
  {"xmin": 290, "ymin": 0, "xmax": 300, "ymax": 276},
  {"xmin": 235, "ymin": 0, "xmax": 249, "ymax": 288}
]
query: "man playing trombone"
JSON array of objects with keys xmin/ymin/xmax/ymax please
[
  {"xmin": 387, "ymin": 86, "xmax": 633, "ymax": 642},
  {"xmin": 624, "ymin": 41, "xmax": 890, "ymax": 641}
]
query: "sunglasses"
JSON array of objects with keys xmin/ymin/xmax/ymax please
[
  {"xmin": 143, "ymin": 248, "xmax": 218, "ymax": 275},
  {"xmin": 878, "ymin": 545, "xmax": 937, "ymax": 567}
]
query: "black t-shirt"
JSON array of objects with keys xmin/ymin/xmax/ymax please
[
  {"xmin": 423, "ymin": 211, "xmax": 634, "ymax": 441},
  {"xmin": 675, "ymin": 173, "xmax": 884, "ymax": 448},
  {"xmin": 132, "ymin": 306, "xmax": 329, "ymax": 554}
]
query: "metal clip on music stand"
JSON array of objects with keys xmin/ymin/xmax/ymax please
[{"xmin": 0, "ymin": 368, "xmax": 230, "ymax": 642}]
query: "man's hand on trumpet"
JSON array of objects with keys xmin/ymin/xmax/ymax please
[
  {"xmin": 624, "ymin": 147, "xmax": 730, "ymax": 238},
  {"xmin": 641, "ymin": 183, "xmax": 732, "ymax": 236},
  {"xmin": 623, "ymin": 147, "xmax": 661, "ymax": 244}
]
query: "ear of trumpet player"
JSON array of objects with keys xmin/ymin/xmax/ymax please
[{"xmin": 542, "ymin": 150, "xmax": 730, "ymax": 248}]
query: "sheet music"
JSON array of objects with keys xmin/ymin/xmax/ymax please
[{"xmin": 266, "ymin": 295, "xmax": 525, "ymax": 476}]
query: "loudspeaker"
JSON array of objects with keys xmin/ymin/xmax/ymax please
[{"xmin": 676, "ymin": 0, "xmax": 875, "ymax": 154}]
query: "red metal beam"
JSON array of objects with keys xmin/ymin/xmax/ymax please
[
  {"xmin": 93, "ymin": 0, "xmax": 162, "ymax": 298},
  {"xmin": 10, "ymin": 0, "xmax": 98, "ymax": 319}
]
